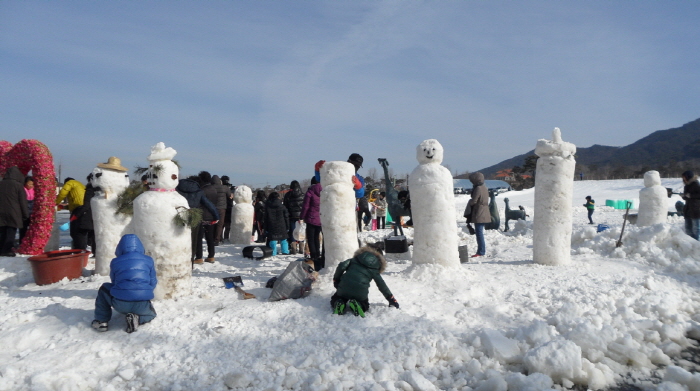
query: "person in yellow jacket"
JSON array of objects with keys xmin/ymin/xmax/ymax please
[
  {"xmin": 56, "ymin": 177, "xmax": 88, "ymax": 249},
  {"xmin": 56, "ymin": 177, "xmax": 86, "ymax": 212}
]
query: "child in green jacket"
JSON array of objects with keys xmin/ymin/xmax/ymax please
[
  {"xmin": 584, "ymin": 196, "xmax": 595, "ymax": 224},
  {"xmin": 331, "ymin": 246, "xmax": 399, "ymax": 317}
]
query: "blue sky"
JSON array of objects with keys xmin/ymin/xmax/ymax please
[{"xmin": 2, "ymin": 1, "xmax": 699, "ymax": 187}]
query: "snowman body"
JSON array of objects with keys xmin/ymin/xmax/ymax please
[
  {"xmin": 231, "ymin": 185, "xmax": 254, "ymax": 245},
  {"xmin": 91, "ymin": 166, "xmax": 131, "ymax": 275},
  {"xmin": 319, "ymin": 161, "xmax": 359, "ymax": 270},
  {"xmin": 132, "ymin": 143, "xmax": 191, "ymax": 300},
  {"xmin": 408, "ymin": 139, "xmax": 460, "ymax": 267}
]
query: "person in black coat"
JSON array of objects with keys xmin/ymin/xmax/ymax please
[
  {"xmin": 211, "ymin": 175, "xmax": 231, "ymax": 244},
  {"xmin": 283, "ymin": 180, "xmax": 304, "ymax": 253},
  {"xmin": 71, "ymin": 173, "xmax": 97, "ymax": 254},
  {"xmin": 264, "ymin": 192, "xmax": 289, "ymax": 256},
  {"xmin": 196, "ymin": 171, "xmax": 220, "ymax": 263},
  {"xmin": 682, "ymin": 171, "xmax": 700, "ymax": 240},
  {"xmin": 221, "ymin": 176, "xmax": 234, "ymax": 242},
  {"xmin": 253, "ymin": 190, "xmax": 267, "ymax": 243},
  {"xmin": 176, "ymin": 176, "xmax": 219, "ymax": 265},
  {"xmin": 0, "ymin": 166, "xmax": 29, "ymax": 256}
]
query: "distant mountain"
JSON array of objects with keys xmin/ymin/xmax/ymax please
[{"xmin": 468, "ymin": 117, "xmax": 700, "ymax": 178}]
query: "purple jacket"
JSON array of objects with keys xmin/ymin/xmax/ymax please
[{"xmin": 300, "ymin": 183, "xmax": 322, "ymax": 226}]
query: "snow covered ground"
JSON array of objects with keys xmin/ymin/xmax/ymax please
[{"xmin": 2, "ymin": 178, "xmax": 700, "ymax": 391}]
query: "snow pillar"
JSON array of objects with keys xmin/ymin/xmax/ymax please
[
  {"xmin": 637, "ymin": 170, "xmax": 668, "ymax": 226},
  {"xmin": 533, "ymin": 128, "xmax": 576, "ymax": 266},
  {"xmin": 320, "ymin": 161, "xmax": 359, "ymax": 270},
  {"xmin": 231, "ymin": 185, "xmax": 254, "ymax": 244},
  {"xmin": 409, "ymin": 139, "xmax": 460, "ymax": 267}
]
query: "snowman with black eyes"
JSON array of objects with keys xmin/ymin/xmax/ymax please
[
  {"xmin": 408, "ymin": 139, "xmax": 460, "ymax": 267},
  {"xmin": 91, "ymin": 156, "xmax": 131, "ymax": 276},
  {"xmin": 132, "ymin": 142, "xmax": 192, "ymax": 300}
]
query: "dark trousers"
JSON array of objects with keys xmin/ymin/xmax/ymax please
[
  {"xmin": 377, "ymin": 216, "xmax": 386, "ymax": 229},
  {"xmin": 94, "ymin": 283, "xmax": 156, "ymax": 324},
  {"xmin": 190, "ymin": 224, "xmax": 201, "ymax": 261},
  {"xmin": 19, "ymin": 218, "xmax": 31, "ymax": 245},
  {"xmin": 357, "ymin": 208, "xmax": 371, "ymax": 231},
  {"xmin": 587, "ymin": 209, "xmax": 594, "ymax": 224},
  {"xmin": 196, "ymin": 223, "xmax": 217, "ymax": 259},
  {"xmin": 215, "ymin": 208, "xmax": 226, "ymax": 243},
  {"xmin": 69, "ymin": 220, "xmax": 94, "ymax": 251},
  {"xmin": 223, "ymin": 208, "xmax": 232, "ymax": 240},
  {"xmin": 306, "ymin": 223, "xmax": 324, "ymax": 270},
  {"xmin": 0, "ymin": 226, "xmax": 18, "ymax": 254}
]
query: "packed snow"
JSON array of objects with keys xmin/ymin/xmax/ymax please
[{"xmin": 2, "ymin": 178, "xmax": 700, "ymax": 391}]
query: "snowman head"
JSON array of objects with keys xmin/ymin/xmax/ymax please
[
  {"xmin": 146, "ymin": 142, "xmax": 179, "ymax": 190},
  {"xmin": 643, "ymin": 170, "xmax": 661, "ymax": 187},
  {"xmin": 234, "ymin": 185, "xmax": 252, "ymax": 203},
  {"xmin": 91, "ymin": 167, "xmax": 129, "ymax": 197},
  {"xmin": 416, "ymin": 139, "xmax": 444, "ymax": 165}
]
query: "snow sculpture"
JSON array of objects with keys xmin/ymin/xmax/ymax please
[
  {"xmin": 91, "ymin": 157, "xmax": 131, "ymax": 275},
  {"xmin": 0, "ymin": 139, "xmax": 56, "ymax": 255},
  {"xmin": 408, "ymin": 139, "xmax": 460, "ymax": 267},
  {"xmin": 533, "ymin": 128, "xmax": 576, "ymax": 266},
  {"xmin": 320, "ymin": 161, "xmax": 359, "ymax": 270},
  {"xmin": 231, "ymin": 185, "xmax": 254, "ymax": 244},
  {"xmin": 637, "ymin": 170, "xmax": 668, "ymax": 226},
  {"xmin": 132, "ymin": 143, "xmax": 191, "ymax": 299}
]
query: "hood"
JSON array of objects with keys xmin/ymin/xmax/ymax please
[
  {"xmin": 212, "ymin": 175, "xmax": 222, "ymax": 186},
  {"xmin": 469, "ymin": 172, "xmax": 484, "ymax": 186},
  {"xmin": 115, "ymin": 234, "xmax": 146, "ymax": 256},
  {"xmin": 353, "ymin": 246, "xmax": 387, "ymax": 273},
  {"xmin": 176, "ymin": 178, "xmax": 200, "ymax": 193},
  {"xmin": 309, "ymin": 183, "xmax": 322, "ymax": 197},
  {"xmin": 266, "ymin": 197, "xmax": 283, "ymax": 209},
  {"xmin": 4, "ymin": 166, "xmax": 25, "ymax": 184}
]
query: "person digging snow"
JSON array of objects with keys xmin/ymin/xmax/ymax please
[
  {"xmin": 330, "ymin": 246, "xmax": 399, "ymax": 317},
  {"xmin": 91, "ymin": 234, "xmax": 157, "ymax": 333}
]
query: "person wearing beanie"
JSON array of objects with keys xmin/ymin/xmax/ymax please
[{"xmin": 681, "ymin": 170, "xmax": 700, "ymax": 240}]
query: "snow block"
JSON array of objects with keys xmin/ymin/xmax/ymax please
[
  {"xmin": 481, "ymin": 329, "xmax": 521, "ymax": 363},
  {"xmin": 524, "ymin": 340, "xmax": 582, "ymax": 383},
  {"xmin": 402, "ymin": 370, "xmax": 438, "ymax": 391}
]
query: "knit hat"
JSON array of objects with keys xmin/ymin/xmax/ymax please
[{"xmin": 682, "ymin": 171, "xmax": 694, "ymax": 181}]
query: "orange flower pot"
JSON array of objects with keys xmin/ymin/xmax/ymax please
[{"xmin": 27, "ymin": 249, "xmax": 90, "ymax": 285}]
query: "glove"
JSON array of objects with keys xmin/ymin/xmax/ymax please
[
  {"xmin": 314, "ymin": 160, "xmax": 326, "ymax": 171},
  {"xmin": 351, "ymin": 175, "xmax": 362, "ymax": 190},
  {"xmin": 333, "ymin": 279, "xmax": 339, "ymax": 288},
  {"xmin": 388, "ymin": 296, "xmax": 399, "ymax": 309}
]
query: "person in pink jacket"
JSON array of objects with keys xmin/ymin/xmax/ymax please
[{"xmin": 300, "ymin": 176, "xmax": 323, "ymax": 270}]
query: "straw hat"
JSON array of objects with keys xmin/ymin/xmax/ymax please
[{"xmin": 97, "ymin": 156, "xmax": 128, "ymax": 172}]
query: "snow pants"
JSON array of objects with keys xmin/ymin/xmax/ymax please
[{"xmin": 94, "ymin": 283, "xmax": 157, "ymax": 324}]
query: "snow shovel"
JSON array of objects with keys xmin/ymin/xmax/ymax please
[
  {"xmin": 616, "ymin": 201, "xmax": 632, "ymax": 248},
  {"xmin": 223, "ymin": 276, "xmax": 256, "ymax": 299}
]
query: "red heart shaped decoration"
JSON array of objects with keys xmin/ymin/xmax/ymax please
[{"xmin": 0, "ymin": 140, "xmax": 56, "ymax": 255}]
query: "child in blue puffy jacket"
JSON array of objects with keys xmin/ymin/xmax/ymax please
[{"xmin": 91, "ymin": 234, "xmax": 157, "ymax": 333}]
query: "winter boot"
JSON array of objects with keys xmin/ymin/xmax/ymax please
[
  {"xmin": 91, "ymin": 320, "xmax": 108, "ymax": 332},
  {"xmin": 280, "ymin": 239, "xmax": 289, "ymax": 255},
  {"xmin": 125, "ymin": 313, "xmax": 139, "ymax": 333},
  {"xmin": 269, "ymin": 240, "xmax": 278, "ymax": 256},
  {"xmin": 333, "ymin": 301, "xmax": 346, "ymax": 315},
  {"xmin": 347, "ymin": 300, "xmax": 365, "ymax": 318},
  {"xmin": 193, "ymin": 258, "xmax": 204, "ymax": 264},
  {"xmin": 205, "ymin": 257, "xmax": 216, "ymax": 263},
  {"xmin": 289, "ymin": 241, "xmax": 297, "ymax": 255}
]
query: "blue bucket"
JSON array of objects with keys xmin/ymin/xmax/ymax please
[{"xmin": 596, "ymin": 224, "xmax": 610, "ymax": 233}]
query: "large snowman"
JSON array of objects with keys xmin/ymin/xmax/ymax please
[
  {"xmin": 230, "ymin": 185, "xmax": 254, "ymax": 245},
  {"xmin": 637, "ymin": 170, "xmax": 668, "ymax": 226},
  {"xmin": 408, "ymin": 139, "xmax": 460, "ymax": 267},
  {"xmin": 132, "ymin": 142, "xmax": 192, "ymax": 300},
  {"xmin": 320, "ymin": 161, "xmax": 359, "ymax": 270},
  {"xmin": 91, "ymin": 156, "xmax": 131, "ymax": 276}
]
